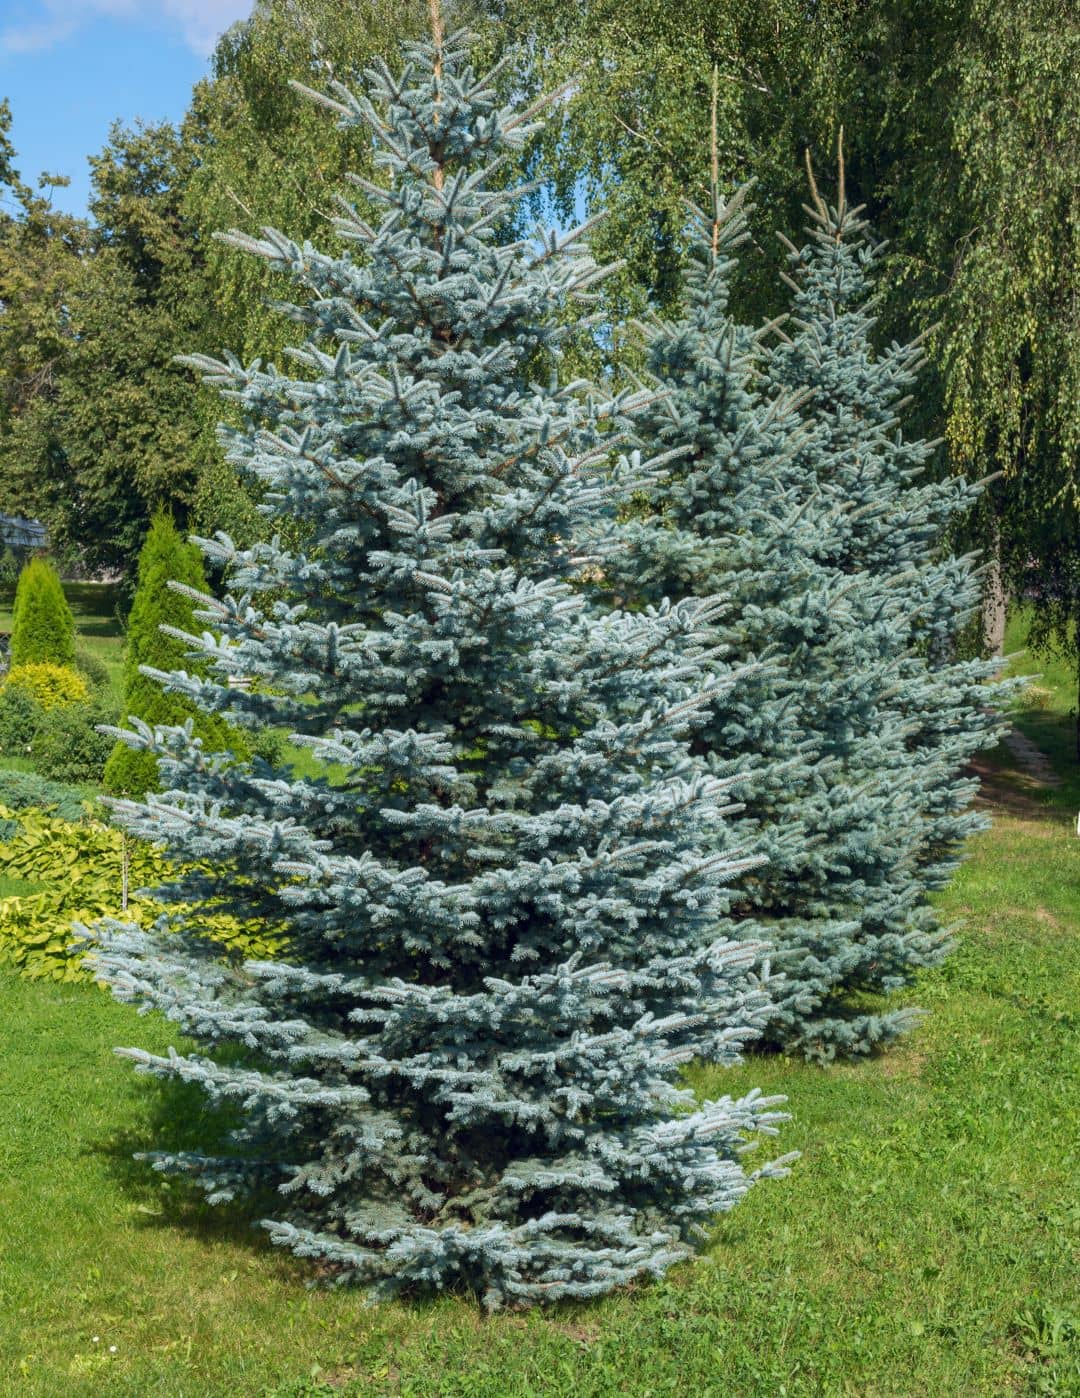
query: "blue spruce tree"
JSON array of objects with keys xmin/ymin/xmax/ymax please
[
  {"xmin": 607, "ymin": 184, "xmax": 935, "ymax": 1061},
  {"xmin": 87, "ymin": 28, "xmax": 794, "ymax": 1306},
  {"xmin": 617, "ymin": 133, "xmax": 1009, "ymax": 1058},
  {"xmin": 764, "ymin": 150, "xmax": 1010, "ymax": 1018}
]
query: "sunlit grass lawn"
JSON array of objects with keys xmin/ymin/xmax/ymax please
[
  {"xmin": 1003, "ymin": 608, "xmax": 1080, "ymax": 799},
  {"xmin": 1, "ymin": 622, "xmax": 1078, "ymax": 1396},
  {"xmin": 0, "ymin": 580, "xmax": 125, "ymax": 641}
]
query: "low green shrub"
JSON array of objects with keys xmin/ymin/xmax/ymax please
[
  {"xmin": 3, "ymin": 662, "xmax": 88, "ymax": 710},
  {"xmin": 0, "ymin": 667, "xmax": 115, "ymax": 782},
  {"xmin": 250, "ymin": 726, "xmax": 289, "ymax": 766},
  {"xmin": 0, "ymin": 547, "xmax": 20, "ymax": 589},
  {"xmin": 0, "ymin": 804, "xmax": 284, "ymax": 981},
  {"xmin": 30, "ymin": 700, "xmax": 114, "ymax": 784}
]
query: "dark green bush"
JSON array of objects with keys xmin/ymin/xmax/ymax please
[
  {"xmin": 31, "ymin": 700, "xmax": 113, "ymax": 785},
  {"xmin": 0, "ymin": 685, "xmax": 41, "ymax": 757},
  {"xmin": 0, "ymin": 548, "xmax": 20, "ymax": 589},
  {"xmin": 250, "ymin": 727, "xmax": 289, "ymax": 766},
  {"xmin": 10, "ymin": 558, "xmax": 76, "ymax": 669},
  {"xmin": 74, "ymin": 644, "xmax": 111, "ymax": 692}
]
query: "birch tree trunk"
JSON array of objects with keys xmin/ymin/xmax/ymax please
[{"xmin": 982, "ymin": 515, "xmax": 1007, "ymax": 657}]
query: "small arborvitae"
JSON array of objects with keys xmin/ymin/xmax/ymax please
[
  {"xmin": 104, "ymin": 512, "xmax": 240, "ymax": 798},
  {"xmin": 9, "ymin": 556, "xmax": 76, "ymax": 669},
  {"xmin": 88, "ymin": 30, "xmax": 793, "ymax": 1307}
]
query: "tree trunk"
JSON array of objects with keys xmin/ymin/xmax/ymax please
[
  {"xmin": 1075, "ymin": 613, "xmax": 1080, "ymax": 762},
  {"xmin": 982, "ymin": 516, "xmax": 1007, "ymax": 657}
]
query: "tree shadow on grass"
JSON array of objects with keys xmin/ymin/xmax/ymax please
[
  {"xmin": 92, "ymin": 1072, "xmax": 641, "ymax": 1320},
  {"xmin": 74, "ymin": 617, "xmax": 124, "ymax": 641},
  {"xmin": 94, "ymin": 1067, "xmax": 304, "ymax": 1270},
  {"xmin": 64, "ymin": 583, "xmax": 126, "ymax": 639},
  {"xmin": 94, "ymin": 1068, "xmax": 489, "ymax": 1312},
  {"xmin": 970, "ymin": 726, "xmax": 1077, "ymax": 822},
  {"xmin": 971, "ymin": 754, "xmax": 1058, "ymax": 820}
]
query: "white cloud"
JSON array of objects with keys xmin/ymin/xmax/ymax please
[
  {"xmin": 160, "ymin": 0, "xmax": 255, "ymax": 56},
  {"xmin": 0, "ymin": 0, "xmax": 254, "ymax": 59},
  {"xmin": 0, "ymin": 17, "xmax": 77, "ymax": 53}
]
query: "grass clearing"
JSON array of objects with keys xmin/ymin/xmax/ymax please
[
  {"xmin": 0, "ymin": 874, "xmax": 41, "ymax": 897},
  {"xmin": 0, "ymin": 581, "xmax": 125, "ymax": 643},
  {"xmin": 1002, "ymin": 608, "xmax": 1080, "ymax": 804},
  {"xmin": 1, "ymin": 622, "xmax": 1078, "ymax": 1395}
]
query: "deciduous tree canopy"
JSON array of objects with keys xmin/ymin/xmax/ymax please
[{"xmin": 0, "ymin": 0, "xmax": 1078, "ymax": 720}]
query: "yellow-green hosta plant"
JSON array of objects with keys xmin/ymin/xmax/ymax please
[{"xmin": 0, "ymin": 804, "xmax": 282, "ymax": 981}]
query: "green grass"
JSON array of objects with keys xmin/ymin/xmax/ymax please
[
  {"xmin": 0, "ymin": 580, "xmax": 125, "ymax": 641},
  {"xmin": 1, "ymin": 632, "xmax": 1078, "ymax": 1395},
  {"xmin": 1003, "ymin": 608, "xmax": 1080, "ymax": 806},
  {"xmin": 0, "ymin": 874, "xmax": 41, "ymax": 897}
]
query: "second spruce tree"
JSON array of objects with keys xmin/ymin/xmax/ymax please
[
  {"xmin": 614, "ymin": 161, "xmax": 1003, "ymax": 1059},
  {"xmin": 765, "ymin": 157, "xmax": 1008, "ymax": 931}
]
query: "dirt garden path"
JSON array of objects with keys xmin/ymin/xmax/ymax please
[
  {"xmin": 1002, "ymin": 726, "xmax": 1063, "ymax": 788},
  {"xmin": 971, "ymin": 724, "xmax": 1064, "ymax": 817}
]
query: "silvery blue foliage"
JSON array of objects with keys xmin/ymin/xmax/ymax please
[
  {"xmin": 766, "ymin": 176, "xmax": 1012, "ymax": 925},
  {"xmin": 760, "ymin": 173, "xmax": 1015, "ymax": 1057},
  {"xmin": 85, "ymin": 34, "xmax": 794, "ymax": 1307},
  {"xmin": 608, "ymin": 179, "xmax": 1008, "ymax": 1060}
]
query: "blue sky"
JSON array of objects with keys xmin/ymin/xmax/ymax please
[{"xmin": 1, "ymin": 0, "xmax": 254, "ymax": 216}]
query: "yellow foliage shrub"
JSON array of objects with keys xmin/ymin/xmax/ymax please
[{"xmin": 3, "ymin": 662, "xmax": 89, "ymax": 710}]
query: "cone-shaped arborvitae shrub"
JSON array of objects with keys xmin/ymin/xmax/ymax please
[
  {"xmin": 88, "ymin": 34, "xmax": 794, "ymax": 1307},
  {"xmin": 764, "ymin": 164, "xmax": 1010, "ymax": 1001},
  {"xmin": 104, "ymin": 512, "xmax": 240, "ymax": 798},
  {"xmin": 9, "ymin": 556, "xmax": 76, "ymax": 669},
  {"xmin": 607, "ymin": 189, "xmax": 940, "ymax": 1060}
]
